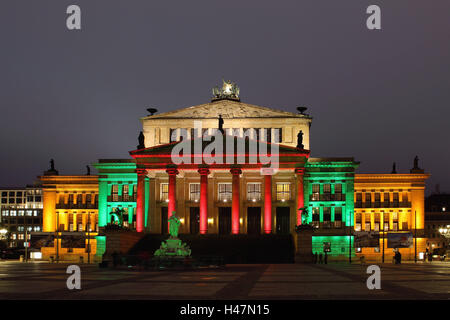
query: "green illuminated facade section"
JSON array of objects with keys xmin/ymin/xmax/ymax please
[
  {"xmin": 92, "ymin": 161, "xmax": 141, "ymax": 228},
  {"xmin": 304, "ymin": 158, "xmax": 359, "ymax": 227},
  {"xmin": 303, "ymin": 158, "xmax": 359, "ymax": 258}
]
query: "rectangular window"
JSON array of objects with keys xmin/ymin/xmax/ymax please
[
  {"xmin": 122, "ymin": 185, "xmax": 129, "ymax": 202},
  {"xmin": 276, "ymin": 183, "xmax": 290, "ymax": 201},
  {"xmin": 334, "ymin": 184, "xmax": 342, "ymax": 193},
  {"xmin": 312, "ymin": 207, "xmax": 320, "ymax": 221},
  {"xmin": 383, "ymin": 212, "xmax": 390, "ymax": 230},
  {"xmin": 323, "ymin": 207, "xmax": 331, "ymax": 221},
  {"xmin": 334, "ymin": 207, "xmax": 342, "ymax": 221},
  {"xmin": 312, "ymin": 184, "xmax": 320, "ymax": 201},
  {"xmin": 264, "ymin": 128, "xmax": 271, "ymax": 142},
  {"xmin": 323, "ymin": 184, "xmax": 331, "ymax": 193},
  {"xmin": 218, "ymin": 183, "xmax": 232, "ymax": 202},
  {"xmin": 160, "ymin": 183, "xmax": 169, "ymax": 202},
  {"xmin": 365, "ymin": 193, "xmax": 372, "ymax": 202},
  {"xmin": 112, "ymin": 185, "xmax": 119, "ymax": 202},
  {"xmin": 365, "ymin": 213, "xmax": 371, "ymax": 231},
  {"xmin": 312, "ymin": 207, "xmax": 320, "ymax": 228},
  {"xmin": 86, "ymin": 193, "xmax": 92, "ymax": 204},
  {"xmin": 273, "ymin": 128, "xmax": 282, "ymax": 143},
  {"xmin": 393, "ymin": 193, "xmax": 399, "ymax": 206},
  {"xmin": 189, "ymin": 183, "xmax": 200, "ymax": 201},
  {"xmin": 247, "ymin": 183, "xmax": 261, "ymax": 201}
]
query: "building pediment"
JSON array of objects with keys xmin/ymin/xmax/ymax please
[{"xmin": 142, "ymin": 100, "xmax": 311, "ymax": 120}]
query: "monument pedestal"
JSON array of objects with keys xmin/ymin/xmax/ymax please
[{"xmin": 294, "ymin": 225, "xmax": 314, "ymax": 263}]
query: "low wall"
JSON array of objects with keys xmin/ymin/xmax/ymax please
[{"xmin": 102, "ymin": 231, "xmax": 145, "ymax": 262}]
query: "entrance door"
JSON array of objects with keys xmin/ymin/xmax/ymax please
[
  {"xmin": 276, "ymin": 207, "xmax": 290, "ymax": 234},
  {"xmin": 247, "ymin": 207, "xmax": 261, "ymax": 235},
  {"xmin": 190, "ymin": 207, "xmax": 200, "ymax": 234},
  {"xmin": 161, "ymin": 207, "xmax": 168, "ymax": 234},
  {"xmin": 218, "ymin": 207, "xmax": 232, "ymax": 235}
]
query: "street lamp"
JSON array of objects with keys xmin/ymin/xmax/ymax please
[
  {"xmin": 439, "ymin": 226, "xmax": 450, "ymax": 238},
  {"xmin": 0, "ymin": 228, "xmax": 7, "ymax": 237}
]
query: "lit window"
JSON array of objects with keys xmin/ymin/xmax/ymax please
[
  {"xmin": 18, "ymin": 234, "xmax": 24, "ymax": 240},
  {"xmin": 111, "ymin": 185, "xmax": 119, "ymax": 201},
  {"xmin": 247, "ymin": 183, "xmax": 261, "ymax": 201},
  {"xmin": 218, "ymin": 183, "xmax": 232, "ymax": 202},
  {"xmin": 276, "ymin": 183, "xmax": 290, "ymax": 201},
  {"xmin": 18, "ymin": 210, "xmax": 24, "ymax": 216},
  {"xmin": 160, "ymin": 183, "xmax": 169, "ymax": 202},
  {"xmin": 122, "ymin": 185, "xmax": 129, "ymax": 201},
  {"xmin": 189, "ymin": 183, "xmax": 200, "ymax": 201},
  {"xmin": 26, "ymin": 210, "xmax": 33, "ymax": 216},
  {"xmin": 312, "ymin": 184, "xmax": 320, "ymax": 201},
  {"xmin": 10, "ymin": 210, "xmax": 17, "ymax": 216}
]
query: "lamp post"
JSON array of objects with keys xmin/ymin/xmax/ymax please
[
  {"xmin": 87, "ymin": 212, "xmax": 91, "ymax": 264},
  {"xmin": 414, "ymin": 210, "xmax": 417, "ymax": 263}
]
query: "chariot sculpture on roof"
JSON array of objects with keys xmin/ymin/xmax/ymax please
[{"xmin": 212, "ymin": 79, "xmax": 240, "ymax": 101}]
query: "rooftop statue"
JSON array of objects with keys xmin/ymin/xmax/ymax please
[
  {"xmin": 297, "ymin": 130, "xmax": 304, "ymax": 149},
  {"xmin": 218, "ymin": 114, "xmax": 224, "ymax": 134},
  {"xmin": 212, "ymin": 79, "xmax": 240, "ymax": 101},
  {"xmin": 137, "ymin": 131, "xmax": 145, "ymax": 149},
  {"xmin": 86, "ymin": 165, "xmax": 91, "ymax": 175}
]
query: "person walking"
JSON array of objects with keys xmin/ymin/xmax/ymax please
[
  {"xmin": 324, "ymin": 252, "xmax": 328, "ymax": 264},
  {"xmin": 314, "ymin": 252, "xmax": 318, "ymax": 264},
  {"xmin": 318, "ymin": 253, "xmax": 323, "ymax": 264}
]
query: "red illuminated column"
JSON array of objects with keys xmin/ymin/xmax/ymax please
[
  {"xmin": 264, "ymin": 174, "xmax": 272, "ymax": 234},
  {"xmin": 230, "ymin": 168, "xmax": 242, "ymax": 234},
  {"xmin": 295, "ymin": 168, "xmax": 305, "ymax": 226},
  {"xmin": 136, "ymin": 169, "xmax": 147, "ymax": 232},
  {"xmin": 166, "ymin": 168, "xmax": 179, "ymax": 225},
  {"xmin": 198, "ymin": 168, "xmax": 210, "ymax": 234}
]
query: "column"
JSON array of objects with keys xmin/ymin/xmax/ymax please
[
  {"xmin": 43, "ymin": 189, "xmax": 56, "ymax": 232},
  {"xmin": 198, "ymin": 168, "xmax": 210, "ymax": 234},
  {"xmin": 264, "ymin": 174, "xmax": 272, "ymax": 234},
  {"xmin": 136, "ymin": 169, "xmax": 147, "ymax": 233},
  {"xmin": 230, "ymin": 168, "xmax": 242, "ymax": 234},
  {"xmin": 166, "ymin": 168, "xmax": 179, "ymax": 232},
  {"xmin": 295, "ymin": 168, "xmax": 305, "ymax": 226}
]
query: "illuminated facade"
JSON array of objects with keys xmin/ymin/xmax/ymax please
[
  {"xmin": 37, "ymin": 174, "xmax": 99, "ymax": 262},
  {"xmin": 354, "ymin": 173, "xmax": 429, "ymax": 261},
  {"xmin": 35, "ymin": 81, "xmax": 431, "ymax": 262}
]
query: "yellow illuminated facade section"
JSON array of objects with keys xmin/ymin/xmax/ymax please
[
  {"xmin": 354, "ymin": 173, "xmax": 429, "ymax": 261},
  {"xmin": 39, "ymin": 175, "xmax": 99, "ymax": 262}
]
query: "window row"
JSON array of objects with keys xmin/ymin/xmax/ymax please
[
  {"xmin": 169, "ymin": 128, "xmax": 282, "ymax": 143},
  {"xmin": 1, "ymin": 210, "xmax": 40, "ymax": 217},
  {"xmin": 110, "ymin": 184, "xmax": 137, "ymax": 202},
  {"xmin": 161, "ymin": 182, "xmax": 292, "ymax": 202},
  {"xmin": 354, "ymin": 212, "xmax": 407, "ymax": 231}
]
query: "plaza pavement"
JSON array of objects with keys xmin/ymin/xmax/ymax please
[{"xmin": 0, "ymin": 260, "xmax": 448, "ymax": 300}]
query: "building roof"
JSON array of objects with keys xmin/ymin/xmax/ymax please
[{"xmin": 141, "ymin": 99, "xmax": 312, "ymax": 120}]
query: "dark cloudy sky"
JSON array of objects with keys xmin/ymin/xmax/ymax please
[{"xmin": 0, "ymin": 1, "xmax": 449, "ymax": 194}]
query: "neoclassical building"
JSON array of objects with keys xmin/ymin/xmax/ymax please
[{"xmin": 36, "ymin": 81, "xmax": 429, "ymax": 261}]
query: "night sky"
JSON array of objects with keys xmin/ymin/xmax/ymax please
[{"xmin": 1, "ymin": 1, "xmax": 449, "ymax": 194}]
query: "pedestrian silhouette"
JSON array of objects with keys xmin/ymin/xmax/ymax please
[
  {"xmin": 319, "ymin": 253, "xmax": 323, "ymax": 264},
  {"xmin": 324, "ymin": 252, "xmax": 328, "ymax": 264}
]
